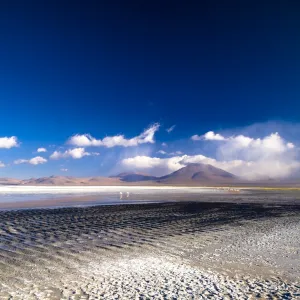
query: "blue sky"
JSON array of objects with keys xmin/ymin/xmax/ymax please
[{"xmin": 1, "ymin": 1, "xmax": 300, "ymax": 179}]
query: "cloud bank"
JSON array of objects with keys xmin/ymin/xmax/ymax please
[
  {"xmin": 68, "ymin": 123, "xmax": 160, "ymax": 148},
  {"xmin": 0, "ymin": 136, "xmax": 19, "ymax": 149},
  {"xmin": 122, "ymin": 131, "xmax": 299, "ymax": 179},
  {"xmin": 196, "ymin": 131, "xmax": 295, "ymax": 162}
]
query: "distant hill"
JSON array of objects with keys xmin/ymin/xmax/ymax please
[
  {"xmin": 0, "ymin": 178, "xmax": 22, "ymax": 185},
  {"xmin": 157, "ymin": 163, "xmax": 239, "ymax": 185},
  {"xmin": 110, "ymin": 172, "xmax": 158, "ymax": 182},
  {"xmin": 21, "ymin": 176, "xmax": 121, "ymax": 186}
]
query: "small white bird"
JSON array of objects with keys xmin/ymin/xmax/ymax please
[
  {"xmin": 126, "ymin": 192, "xmax": 130, "ymax": 198},
  {"xmin": 119, "ymin": 192, "xmax": 123, "ymax": 199}
]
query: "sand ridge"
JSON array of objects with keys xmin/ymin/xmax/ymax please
[{"xmin": 0, "ymin": 201, "xmax": 299, "ymax": 299}]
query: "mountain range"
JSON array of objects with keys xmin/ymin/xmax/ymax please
[{"xmin": 0, "ymin": 163, "xmax": 243, "ymax": 186}]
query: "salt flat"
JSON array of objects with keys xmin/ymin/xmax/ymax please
[
  {"xmin": 0, "ymin": 185, "xmax": 229, "ymax": 194},
  {"xmin": 0, "ymin": 196, "xmax": 299, "ymax": 299}
]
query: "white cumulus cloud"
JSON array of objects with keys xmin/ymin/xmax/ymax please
[
  {"xmin": 67, "ymin": 123, "xmax": 160, "ymax": 148},
  {"xmin": 216, "ymin": 132, "xmax": 294, "ymax": 162},
  {"xmin": 30, "ymin": 156, "xmax": 47, "ymax": 165},
  {"xmin": 50, "ymin": 148, "xmax": 92, "ymax": 160},
  {"xmin": 0, "ymin": 136, "xmax": 19, "ymax": 148},
  {"xmin": 122, "ymin": 155, "xmax": 184, "ymax": 176},
  {"xmin": 14, "ymin": 156, "xmax": 47, "ymax": 165},
  {"xmin": 37, "ymin": 147, "xmax": 47, "ymax": 153},
  {"xmin": 191, "ymin": 131, "xmax": 225, "ymax": 141}
]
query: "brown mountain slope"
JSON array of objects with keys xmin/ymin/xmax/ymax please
[{"xmin": 157, "ymin": 163, "xmax": 239, "ymax": 185}]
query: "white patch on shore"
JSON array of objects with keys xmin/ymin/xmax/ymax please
[{"xmin": 0, "ymin": 185, "xmax": 227, "ymax": 194}]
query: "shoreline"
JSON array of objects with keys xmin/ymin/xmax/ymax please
[{"xmin": 2, "ymin": 184, "xmax": 300, "ymax": 190}]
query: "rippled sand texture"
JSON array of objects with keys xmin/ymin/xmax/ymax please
[{"xmin": 0, "ymin": 202, "xmax": 300, "ymax": 299}]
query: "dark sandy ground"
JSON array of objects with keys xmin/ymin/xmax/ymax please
[{"xmin": 0, "ymin": 193, "xmax": 300, "ymax": 299}]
